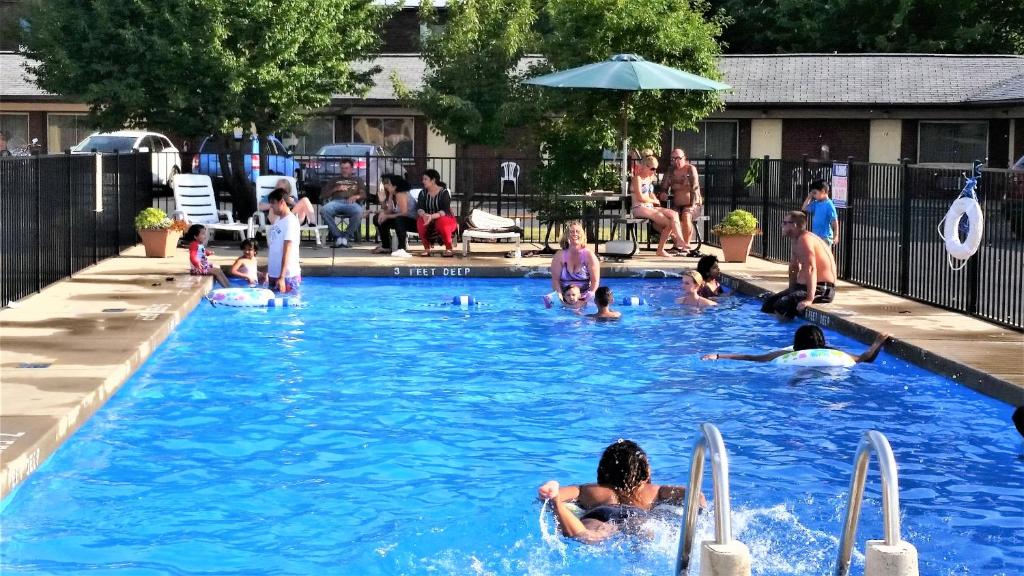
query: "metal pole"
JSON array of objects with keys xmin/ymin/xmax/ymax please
[
  {"xmin": 760, "ymin": 155, "xmax": 769, "ymax": 258},
  {"xmin": 35, "ymin": 155, "xmax": 42, "ymax": 293},
  {"xmin": 676, "ymin": 422, "xmax": 733, "ymax": 575},
  {"xmin": 966, "ymin": 161, "xmax": 983, "ymax": 315},
  {"xmin": 898, "ymin": 159, "xmax": 912, "ymax": 295},
  {"xmin": 841, "ymin": 156, "xmax": 855, "ymax": 280},
  {"xmin": 834, "ymin": 431, "xmax": 904, "ymax": 576}
]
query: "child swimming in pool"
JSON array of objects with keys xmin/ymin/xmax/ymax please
[
  {"xmin": 184, "ymin": 224, "xmax": 229, "ymax": 288},
  {"xmin": 588, "ymin": 286, "xmax": 620, "ymax": 320},
  {"xmin": 228, "ymin": 239, "xmax": 265, "ymax": 287},
  {"xmin": 544, "ymin": 285, "xmax": 590, "ymax": 310},
  {"xmin": 676, "ymin": 269, "xmax": 717, "ymax": 308},
  {"xmin": 536, "ymin": 439, "xmax": 703, "ymax": 544},
  {"xmin": 701, "ymin": 324, "xmax": 891, "ymax": 364}
]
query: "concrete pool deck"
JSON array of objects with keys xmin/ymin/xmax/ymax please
[{"xmin": 2, "ymin": 240, "xmax": 1022, "ymax": 500}]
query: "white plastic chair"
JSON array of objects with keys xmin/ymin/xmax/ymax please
[
  {"xmin": 172, "ymin": 174, "xmax": 249, "ymax": 240},
  {"xmin": 499, "ymin": 161, "xmax": 520, "ymax": 195},
  {"xmin": 251, "ymin": 175, "xmax": 328, "ymax": 247}
]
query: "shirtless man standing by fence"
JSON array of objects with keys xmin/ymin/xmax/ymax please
[{"xmin": 659, "ymin": 148, "xmax": 702, "ymax": 256}]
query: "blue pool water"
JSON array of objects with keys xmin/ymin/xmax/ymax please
[{"xmin": 2, "ymin": 278, "xmax": 1022, "ymax": 575}]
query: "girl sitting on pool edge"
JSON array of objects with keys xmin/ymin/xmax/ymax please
[
  {"xmin": 702, "ymin": 325, "xmax": 891, "ymax": 364},
  {"xmin": 537, "ymin": 439, "xmax": 704, "ymax": 544}
]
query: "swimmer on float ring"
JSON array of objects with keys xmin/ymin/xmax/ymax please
[
  {"xmin": 702, "ymin": 325, "xmax": 891, "ymax": 365},
  {"xmin": 537, "ymin": 439, "xmax": 704, "ymax": 544}
]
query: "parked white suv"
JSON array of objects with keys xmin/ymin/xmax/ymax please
[{"xmin": 72, "ymin": 131, "xmax": 181, "ymax": 187}]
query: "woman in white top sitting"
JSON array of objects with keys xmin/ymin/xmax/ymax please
[{"xmin": 630, "ymin": 155, "xmax": 687, "ymax": 257}]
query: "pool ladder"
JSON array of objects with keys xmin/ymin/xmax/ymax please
[{"xmin": 674, "ymin": 425, "xmax": 919, "ymax": 576}]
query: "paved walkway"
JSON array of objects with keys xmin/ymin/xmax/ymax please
[{"xmin": 2, "ymin": 239, "xmax": 1021, "ymax": 500}]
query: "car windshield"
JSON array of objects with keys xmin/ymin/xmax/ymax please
[
  {"xmin": 76, "ymin": 136, "xmax": 136, "ymax": 153},
  {"xmin": 317, "ymin": 145, "xmax": 382, "ymax": 157}
]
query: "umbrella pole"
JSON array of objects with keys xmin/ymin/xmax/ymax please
[{"xmin": 620, "ymin": 92, "xmax": 631, "ymax": 196}]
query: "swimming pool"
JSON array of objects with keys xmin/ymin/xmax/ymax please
[{"xmin": 1, "ymin": 278, "xmax": 1021, "ymax": 575}]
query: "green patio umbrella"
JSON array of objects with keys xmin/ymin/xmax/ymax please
[{"xmin": 523, "ymin": 53, "xmax": 730, "ymax": 193}]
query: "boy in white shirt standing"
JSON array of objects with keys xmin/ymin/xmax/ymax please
[{"xmin": 266, "ymin": 187, "xmax": 302, "ymax": 293}]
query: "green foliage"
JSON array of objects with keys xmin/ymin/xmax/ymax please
[
  {"xmin": 134, "ymin": 207, "xmax": 172, "ymax": 231},
  {"xmin": 743, "ymin": 159, "xmax": 762, "ymax": 189},
  {"xmin": 24, "ymin": 0, "xmax": 388, "ymax": 138},
  {"xmin": 530, "ymin": 119, "xmax": 621, "ymax": 220},
  {"xmin": 708, "ymin": 0, "xmax": 1024, "ymax": 54},
  {"xmin": 530, "ymin": 0, "xmax": 725, "ymax": 215},
  {"xmin": 397, "ymin": 0, "xmax": 540, "ymax": 147},
  {"xmin": 713, "ymin": 209, "xmax": 760, "ymax": 236}
]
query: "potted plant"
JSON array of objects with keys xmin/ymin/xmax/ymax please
[
  {"xmin": 712, "ymin": 209, "xmax": 760, "ymax": 263},
  {"xmin": 135, "ymin": 207, "xmax": 186, "ymax": 258}
]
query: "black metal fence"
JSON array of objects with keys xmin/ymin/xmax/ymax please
[
  {"xmin": 1, "ymin": 152, "xmax": 152, "ymax": 306},
  {"xmin": 5, "ymin": 150, "xmax": 1022, "ymax": 330},
  {"xmin": 699, "ymin": 157, "xmax": 1023, "ymax": 331}
]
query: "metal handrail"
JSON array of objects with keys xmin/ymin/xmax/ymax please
[
  {"xmin": 675, "ymin": 422, "xmax": 733, "ymax": 575},
  {"xmin": 834, "ymin": 430, "xmax": 903, "ymax": 576}
]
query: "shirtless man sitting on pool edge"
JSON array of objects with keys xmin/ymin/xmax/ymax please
[{"xmin": 761, "ymin": 210, "xmax": 837, "ymax": 319}]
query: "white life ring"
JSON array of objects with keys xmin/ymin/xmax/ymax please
[
  {"xmin": 773, "ymin": 348, "xmax": 855, "ymax": 368},
  {"xmin": 939, "ymin": 197, "xmax": 983, "ymax": 263},
  {"xmin": 208, "ymin": 287, "xmax": 295, "ymax": 308}
]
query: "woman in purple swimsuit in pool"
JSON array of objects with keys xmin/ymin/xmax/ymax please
[{"xmin": 549, "ymin": 220, "xmax": 600, "ymax": 304}]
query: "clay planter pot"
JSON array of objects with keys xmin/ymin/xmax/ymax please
[
  {"xmin": 138, "ymin": 228, "xmax": 181, "ymax": 258},
  {"xmin": 718, "ymin": 234, "xmax": 755, "ymax": 263}
]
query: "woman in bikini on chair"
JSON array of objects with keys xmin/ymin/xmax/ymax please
[
  {"xmin": 548, "ymin": 221, "xmax": 600, "ymax": 304},
  {"xmin": 630, "ymin": 155, "xmax": 687, "ymax": 257}
]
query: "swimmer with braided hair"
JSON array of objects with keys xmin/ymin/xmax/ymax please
[{"xmin": 537, "ymin": 439, "xmax": 705, "ymax": 543}]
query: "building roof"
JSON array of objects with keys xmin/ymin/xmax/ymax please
[
  {"xmin": 0, "ymin": 52, "xmax": 52, "ymax": 98},
  {"xmin": 4, "ymin": 51, "xmax": 1023, "ymax": 106},
  {"xmin": 717, "ymin": 54, "xmax": 1024, "ymax": 106}
]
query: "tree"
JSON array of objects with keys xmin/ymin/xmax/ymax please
[
  {"xmin": 708, "ymin": 0, "xmax": 1024, "ymax": 54},
  {"xmin": 25, "ymin": 0, "xmax": 387, "ymax": 218},
  {"xmin": 395, "ymin": 0, "xmax": 540, "ymax": 219},
  {"xmin": 530, "ymin": 0, "xmax": 726, "ymax": 214}
]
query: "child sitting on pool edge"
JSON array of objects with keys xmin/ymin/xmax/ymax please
[
  {"xmin": 184, "ymin": 224, "xmax": 229, "ymax": 288},
  {"xmin": 228, "ymin": 239, "xmax": 266, "ymax": 287}
]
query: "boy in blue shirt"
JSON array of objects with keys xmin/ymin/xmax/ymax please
[{"xmin": 802, "ymin": 180, "xmax": 839, "ymax": 248}]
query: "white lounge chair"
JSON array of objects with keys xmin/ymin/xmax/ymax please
[
  {"xmin": 462, "ymin": 208, "xmax": 521, "ymax": 256},
  {"xmin": 250, "ymin": 175, "xmax": 328, "ymax": 247},
  {"xmin": 172, "ymin": 174, "xmax": 249, "ymax": 240}
]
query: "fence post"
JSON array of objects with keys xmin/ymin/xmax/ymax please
[
  {"xmin": 898, "ymin": 159, "xmax": 912, "ymax": 295},
  {"xmin": 35, "ymin": 155, "xmax": 42, "ymax": 293},
  {"xmin": 730, "ymin": 157, "xmax": 738, "ymax": 211},
  {"xmin": 497, "ymin": 155, "xmax": 503, "ymax": 216},
  {"xmin": 67, "ymin": 149, "xmax": 74, "ymax": 277},
  {"xmin": 760, "ymin": 155, "xmax": 769, "ymax": 257},
  {"xmin": 966, "ymin": 166, "xmax": 982, "ymax": 315},
  {"xmin": 841, "ymin": 156, "xmax": 855, "ymax": 281},
  {"xmin": 800, "ymin": 154, "xmax": 808, "ymax": 202},
  {"xmin": 115, "ymin": 152, "xmax": 121, "ymax": 251}
]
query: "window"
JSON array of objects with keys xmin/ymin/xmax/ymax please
[
  {"xmin": 292, "ymin": 117, "xmax": 334, "ymax": 154},
  {"xmin": 352, "ymin": 116, "xmax": 414, "ymax": 157},
  {"xmin": 918, "ymin": 121, "xmax": 988, "ymax": 165},
  {"xmin": 0, "ymin": 113, "xmax": 29, "ymax": 153},
  {"xmin": 47, "ymin": 113, "xmax": 90, "ymax": 153},
  {"xmin": 671, "ymin": 121, "xmax": 738, "ymax": 160}
]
